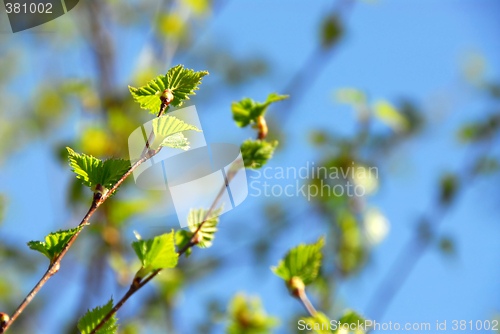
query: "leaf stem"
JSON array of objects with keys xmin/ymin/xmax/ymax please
[
  {"xmin": 140, "ymin": 92, "xmax": 172, "ymax": 157},
  {"xmin": 297, "ymin": 290, "xmax": 317, "ymax": 317}
]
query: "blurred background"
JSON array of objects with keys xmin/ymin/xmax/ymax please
[{"xmin": 0, "ymin": 0, "xmax": 499, "ymax": 333}]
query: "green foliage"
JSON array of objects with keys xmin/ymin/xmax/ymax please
[
  {"xmin": 231, "ymin": 93, "xmax": 288, "ymax": 127},
  {"xmin": 458, "ymin": 114, "xmax": 500, "ymax": 142},
  {"xmin": 439, "ymin": 173, "xmax": 459, "ymax": 205},
  {"xmin": 132, "ymin": 231, "xmax": 179, "ymax": 278},
  {"xmin": 271, "ymin": 236, "xmax": 325, "ymax": 286},
  {"xmin": 226, "ymin": 293, "xmax": 278, "ymax": 334},
  {"xmin": 439, "ymin": 236, "xmax": 455, "ymax": 256},
  {"xmin": 129, "ymin": 65, "xmax": 208, "ymax": 114},
  {"xmin": 302, "ymin": 310, "xmax": 366, "ymax": 334},
  {"xmin": 27, "ymin": 226, "xmax": 84, "ymax": 264},
  {"xmin": 337, "ymin": 211, "xmax": 365, "ymax": 275},
  {"xmin": 67, "ymin": 148, "xmax": 130, "ymax": 194},
  {"xmin": 175, "ymin": 206, "xmax": 224, "ymax": 255},
  {"xmin": 374, "ymin": 101, "xmax": 409, "ymax": 132},
  {"xmin": 241, "ymin": 139, "xmax": 278, "ymax": 169},
  {"xmin": 77, "ymin": 298, "xmax": 118, "ymax": 334},
  {"xmin": 337, "ymin": 310, "xmax": 366, "ymax": 334},
  {"xmin": 159, "ymin": 132, "xmax": 191, "ymax": 151},
  {"xmin": 335, "ymin": 88, "xmax": 366, "ymax": 106},
  {"xmin": 321, "ymin": 14, "xmax": 343, "ymax": 49},
  {"xmin": 151, "ymin": 115, "xmax": 201, "ymax": 149},
  {"xmin": 302, "ymin": 312, "xmax": 332, "ymax": 334}
]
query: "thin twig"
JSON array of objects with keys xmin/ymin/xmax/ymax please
[
  {"xmin": 88, "ymin": 227, "xmax": 198, "ymax": 334},
  {"xmin": 0, "ymin": 100, "xmax": 171, "ymax": 334},
  {"xmin": 297, "ymin": 290, "xmax": 317, "ymax": 317},
  {"xmin": 90, "ymin": 116, "xmax": 250, "ymax": 333},
  {"xmin": 89, "ymin": 168, "xmax": 237, "ymax": 334}
]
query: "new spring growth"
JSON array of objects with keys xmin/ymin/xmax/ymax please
[
  {"xmin": 289, "ymin": 276, "xmax": 306, "ymax": 298},
  {"xmin": 256, "ymin": 115, "xmax": 268, "ymax": 139},
  {"xmin": 0, "ymin": 313, "xmax": 9, "ymax": 328},
  {"xmin": 160, "ymin": 89, "xmax": 174, "ymax": 104}
]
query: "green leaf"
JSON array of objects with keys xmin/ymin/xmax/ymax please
[
  {"xmin": 241, "ymin": 139, "xmax": 278, "ymax": 169},
  {"xmin": 129, "ymin": 65, "xmax": 208, "ymax": 114},
  {"xmin": 160, "ymin": 132, "xmax": 190, "ymax": 151},
  {"xmin": 337, "ymin": 310, "xmax": 366, "ymax": 334},
  {"xmin": 187, "ymin": 206, "xmax": 224, "ymax": 248},
  {"xmin": 373, "ymin": 101, "xmax": 409, "ymax": 132},
  {"xmin": 27, "ymin": 226, "xmax": 84, "ymax": 264},
  {"xmin": 175, "ymin": 229, "xmax": 193, "ymax": 258},
  {"xmin": 151, "ymin": 115, "xmax": 201, "ymax": 149},
  {"xmin": 132, "ymin": 231, "xmax": 178, "ymax": 278},
  {"xmin": 321, "ymin": 14, "xmax": 343, "ymax": 49},
  {"xmin": 67, "ymin": 148, "xmax": 130, "ymax": 193},
  {"xmin": 226, "ymin": 293, "xmax": 279, "ymax": 334},
  {"xmin": 335, "ymin": 88, "xmax": 367, "ymax": 106},
  {"xmin": 174, "ymin": 206, "xmax": 224, "ymax": 254},
  {"xmin": 302, "ymin": 312, "xmax": 333, "ymax": 334},
  {"xmin": 302, "ymin": 310, "xmax": 366, "ymax": 334},
  {"xmin": 231, "ymin": 93, "xmax": 288, "ymax": 127},
  {"xmin": 271, "ymin": 236, "xmax": 325, "ymax": 285},
  {"xmin": 77, "ymin": 298, "xmax": 118, "ymax": 334}
]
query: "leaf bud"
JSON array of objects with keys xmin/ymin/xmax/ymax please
[{"xmin": 160, "ymin": 89, "xmax": 174, "ymax": 104}]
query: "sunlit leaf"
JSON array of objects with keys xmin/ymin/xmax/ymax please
[
  {"xmin": 151, "ymin": 114, "xmax": 201, "ymax": 149},
  {"xmin": 231, "ymin": 93, "xmax": 288, "ymax": 127},
  {"xmin": 241, "ymin": 139, "xmax": 278, "ymax": 169},
  {"xmin": 226, "ymin": 293, "xmax": 279, "ymax": 334},
  {"xmin": 374, "ymin": 101, "xmax": 409, "ymax": 132},
  {"xmin": 132, "ymin": 231, "xmax": 178, "ymax": 278},
  {"xmin": 271, "ymin": 236, "xmax": 325, "ymax": 285},
  {"xmin": 77, "ymin": 298, "xmax": 118, "ymax": 334},
  {"xmin": 27, "ymin": 226, "xmax": 84, "ymax": 264},
  {"xmin": 129, "ymin": 65, "xmax": 208, "ymax": 114},
  {"xmin": 67, "ymin": 147, "xmax": 130, "ymax": 193}
]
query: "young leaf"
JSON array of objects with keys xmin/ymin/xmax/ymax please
[
  {"xmin": 374, "ymin": 101, "xmax": 409, "ymax": 133},
  {"xmin": 175, "ymin": 206, "xmax": 224, "ymax": 255},
  {"xmin": 132, "ymin": 231, "xmax": 178, "ymax": 278},
  {"xmin": 302, "ymin": 312, "xmax": 333, "ymax": 334},
  {"xmin": 129, "ymin": 65, "xmax": 209, "ymax": 114},
  {"xmin": 338, "ymin": 309, "xmax": 366, "ymax": 330},
  {"xmin": 151, "ymin": 115, "xmax": 201, "ymax": 149},
  {"xmin": 302, "ymin": 310, "xmax": 366, "ymax": 334},
  {"xmin": 27, "ymin": 226, "xmax": 84, "ymax": 264},
  {"xmin": 67, "ymin": 148, "xmax": 130, "ymax": 193},
  {"xmin": 226, "ymin": 293, "xmax": 279, "ymax": 334},
  {"xmin": 271, "ymin": 236, "xmax": 325, "ymax": 286},
  {"xmin": 175, "ymin": 229, "xmax": 193, "ymax": 258},
  {"xmin": 187, "ymin": 206, "xmax": 223, "ymax": 248},
  {"xmin": 77, "ymin": 298, "xmax": 118, "ymax": 334},
  {"xmin": 231, "ymin": 93, "xmax": 288, "ymax": 127},
  {"xmin": 160, "ymin": 132, "xmax": 191, "ymax": 151},
  {"xmin": 241, "ymin": 139, "xmax": 278, "ymax": 169}
]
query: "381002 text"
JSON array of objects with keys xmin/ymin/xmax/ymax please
[{"xmin": 5, "ymin": 3, "xmax": 53, "ymax": 14}]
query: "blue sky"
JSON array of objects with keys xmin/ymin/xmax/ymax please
[{"xmin": 1, "ymin": 0, "xmax": 500, "ymax": 333}]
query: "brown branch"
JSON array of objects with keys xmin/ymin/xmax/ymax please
[
  {"xmin": 88, "ymin": 235, "xmax": 194, "ymax": 334},
  {"xmin": 0, "ymin": 97, "xmax": 172, "ymax": 334},
  {"xmin": 89, "ymin": 170, "xmax": 234, "ymax": 334},
  {"xmin": 90, "ymin": 107, "xmax": 250, "ymax": 334},
  {"xmin": 297, "ymin": 290, "xmax": 317, "ymax": 317}
]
